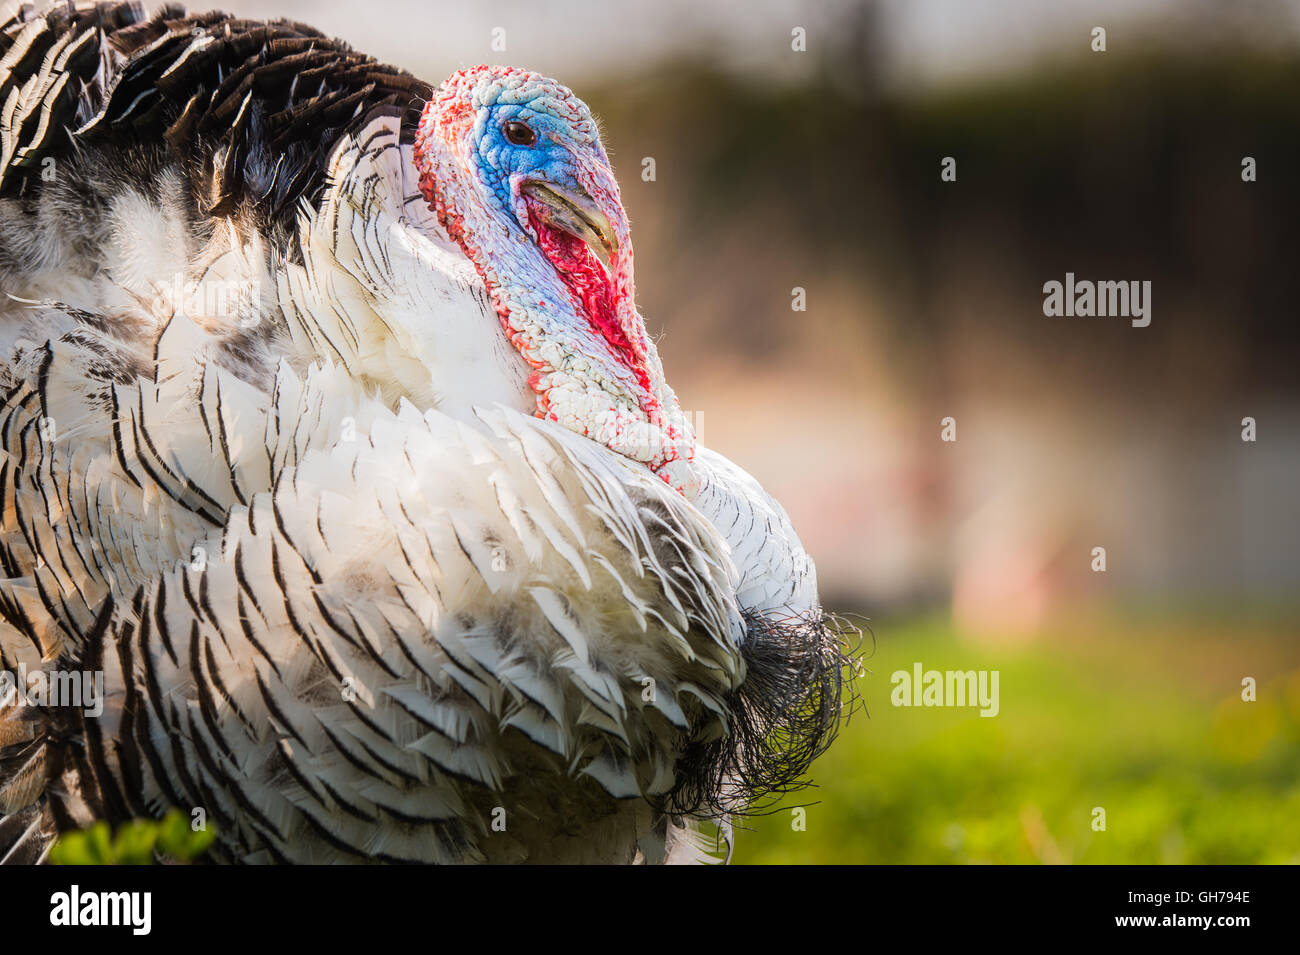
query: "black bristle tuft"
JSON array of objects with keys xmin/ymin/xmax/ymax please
[{"xmin": 658, "ymin": 608, "xmax": 866, "ymax": 820}]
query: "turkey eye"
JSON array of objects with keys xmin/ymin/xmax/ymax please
[{"xmin": 504, "ymin": 121, "xmax": 537, "ymax": 146}]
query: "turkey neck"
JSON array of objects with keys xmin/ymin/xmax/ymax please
[{"xmin": 418, "ymin": 151, "xmax": 698, "ymax": 494}]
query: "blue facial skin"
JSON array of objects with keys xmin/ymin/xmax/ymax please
[{"xmin": 471, "ymin": 102, "xmax": 603, "ymax": 213}]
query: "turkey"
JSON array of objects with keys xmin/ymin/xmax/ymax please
[{"xmin": 0, "ymin": 1, "xmax": 850, "ymax": 864}]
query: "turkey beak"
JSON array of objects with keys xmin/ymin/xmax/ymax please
[{"xmin": 521, "ymin": 180, "xmax": 619, "ymax": 269}]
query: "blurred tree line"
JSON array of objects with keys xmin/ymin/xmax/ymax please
[{"xmin": 589, "ymin": 11, "xmax": 1300, "ymax": 404}]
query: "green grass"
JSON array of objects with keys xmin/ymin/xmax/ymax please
[{"xmin": 733, "ymin": 607, "xmax": 1300, "ymax": 864}]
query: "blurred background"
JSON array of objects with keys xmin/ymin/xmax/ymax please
[{"xmin": 223, "ymin": 0, "xmax": 1300, "ymax": 862}]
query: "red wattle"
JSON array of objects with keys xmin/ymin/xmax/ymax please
[{"xmin": 526, "ymin": 206, "xmax": 652, "ymax": 396}]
